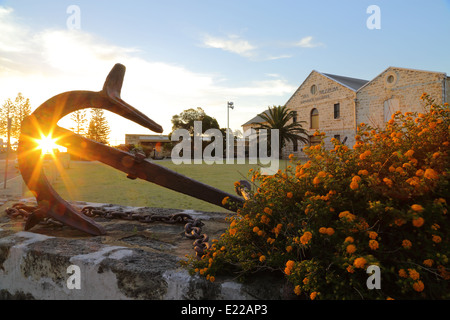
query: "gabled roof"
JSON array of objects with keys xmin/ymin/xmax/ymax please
[
  {"xmin": 356, "ymin": 66, "xmax": 448, "ymax": 92},
  {"xmin": 242, "ymin": 109, "xmax": 270, "ymax": 126},
  {"xmin": 321, "ymin": 73, "xmax": 369, "ymax": 91}
]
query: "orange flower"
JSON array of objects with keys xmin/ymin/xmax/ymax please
[
  {"xmin": 398, "ymin": 269, "xmax": 407, "ymax": 278},
  {"xmin": 287, "ymin": 192, "xmax": 293, "ymax": 199},
  {"xmin": 310, "ymin": 292, "xmax": 317, "ymax": 300},
  {"xmin": 408, "ymin": 269, "xmax": 420, "ymax": 280},
  {"xmin": 358, "ymin": 169, "xmax": 369, "ymax": 176},
  {"xmin": 345, "ymin": 236, "xmax": 354, "ymax": 243},
  {"xmin": 264, "ymin": 207, "xmax": 273, "ymax": 215},
  {"xmin": 319, "ymin": 227, "xmax": 327, "ymax": 234},
  {"xmin": 294, "ymin": 285, "xmax": 301, "ymax": 296},
  {"xmin": 412, "ymin": 217, "xmax": 425, "ymax": 228},
  {"xmin": 402, "ymin": 239, "xmax": 412, "ymax": 249},
  {"xmin": 383, "ymin": 178, "xmax": 393, "ymax": 187},
  {"xmin": 405, "ymin": 149, "xmax": 415, "ymax": 158},
  {"xmin": 286, "ymin": 246, "xmax": 293, "ymax": 253},
  {"xmin": 350, "ymin": 181, "xmax": 359, "ymax": 190},
  {"xmin": 222, "ymin": 196, "xmax": 230, "ymax": 205},
  {"xmin": 259, "ymin": 255, "xmax": 266, "ymax": 262},
  {"xmin": 300, "ymin": 231, "xmax": 313, "ymax": 245},
  {"xmin": 354, "ymin": 257, "xmax": 367, "ymax": 269},
  {"xmin": 368, "ymin": 231, "xmax": 378, "ymax": 239},
  {"xmin": 346, "ymin": 265, "xmax": 355, "ymax": 273},
  {"xmin": 411, "ymin": 204, "xmax": 424, "ymax": 212},
  {"xmin": 346, "ymin": 244, "xmax": 356, "ymax": 254},
  {"xmin": 432, "ymin": 235, "xmax": 442, "ymax": 243},
  {"xmin": 326, "ymin": 228, "xmax": 335, "ymax": 236},
  {"xmin": 313, "ymin": 176, "xmax": 321, "ymax": 185},
  {"xmin": 369, "ymin": 240, "xmax": 379, "ymax": 250},
  {"xmin": 413, "ymin": 281, "xmax": 424, "ymax": 292},
  {"xmin": 424, "ymin": 168, "xmax": 438, "ymax": 180}
]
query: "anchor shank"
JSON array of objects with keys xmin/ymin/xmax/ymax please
[{"xmin": 54, "ymin": 126, "xmax": 244, "ymax": 211}]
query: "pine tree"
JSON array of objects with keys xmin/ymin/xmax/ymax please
[
  {"xmin": 70, "ymin": 110, "xmax": 88, "ymax": 136},
  {"xmin": 86, "ymin": 108, "xmax": 110, "ymax": 144},
  {"xmin": 0, "ymin": 93, "xmax": 31, "ymax": 140}
]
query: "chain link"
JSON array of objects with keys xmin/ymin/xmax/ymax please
[{"xmin": 6, "ymin": 203, "xmax": 209, "ymax": 259}]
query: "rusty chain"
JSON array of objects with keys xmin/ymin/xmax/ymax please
[{"xmin": 6, "ymin": 203, "xmax": 210, "ymax": 260}]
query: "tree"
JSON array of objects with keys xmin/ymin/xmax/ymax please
[
  {"xmin": 256, "ymin": 105, "xmax": 308, "ymax": 158},
  {"xmin": 171, "ymin": 107, "xmax": 220, "ymax": 135},
  {"xmin": 70, "ymin": 110, "xmax": 88, "ymax": 136},
  {"xmin": 0, "ymin": 93, "xmax": 31, "ymax": 140},
  {"xmin": 86, "ymin": 108, "xmax": 110, "ymax": 144}
]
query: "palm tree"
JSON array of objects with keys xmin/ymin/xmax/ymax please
[{"xmin": 256, "ymin": 105, "xmax": 308, "ymax": 159}]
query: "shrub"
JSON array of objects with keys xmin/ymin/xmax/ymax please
[{"xmin": 182, "ymin": 94, "xmax": 450, "ymax": 299}]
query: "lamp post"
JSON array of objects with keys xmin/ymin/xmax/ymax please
[{"xmin": 227, "ymin": 101, "xmax": 234, "ymax": 162}]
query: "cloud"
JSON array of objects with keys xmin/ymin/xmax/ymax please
[
  {"xmin": 293, "ymin": 36, "xmax": 324, "ymax": 48},
  {"xmin": 0, "ymin": 6, "xmax": 295, "ymax": 143},
  {"xmin": 202, "ymin": 34, "xmax": 256, "ymax": 57}
]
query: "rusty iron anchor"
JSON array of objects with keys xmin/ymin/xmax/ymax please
[{"xmin": 17, "ymin": 63, "xmax": 246, "ymax": 236}]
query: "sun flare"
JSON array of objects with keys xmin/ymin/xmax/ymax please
[{"xmin": 36, "ymin": 135, "xmax": 59, "ymax": 155}]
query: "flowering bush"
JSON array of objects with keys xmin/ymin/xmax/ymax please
[{"xmin": 182, "ymin": 94, "xmax": 450, "ymax": 300}]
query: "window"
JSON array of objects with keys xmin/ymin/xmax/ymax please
[
  {"xmin": 311, "ymin": 85, "xmax": 317, "ymax": 95},
  {"xmin": 293, "ymin": 140, "xmax": 298, "ymax": 152},
  {"xmin": 334, "ymin": 103, "xmax": 340, "ymax": 119},
  {"xmin": 292, "ymin": 111, "xmax": 297, "ymax": 123},
  {"xmin": 334, "ymin": 135, "xmax": 341, "ymax": 142},
  {"xmin": 311, "ymin": 108, "xmax": 319, "ymax": 129}
]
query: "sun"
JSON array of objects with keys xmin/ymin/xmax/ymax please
[{"xmin": 36, "ymin": 135, "xmax": 59, "ymax": 155}]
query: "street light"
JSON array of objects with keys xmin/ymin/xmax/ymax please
[{"xmin": 227, "ymin": 101, "xmax": 234, "ymax": 162}]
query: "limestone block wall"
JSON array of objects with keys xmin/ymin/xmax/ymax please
[
  {"xmin": 283, "ymin": 71, "xmax": 357, "ymax": 158},
  {"xmin": 356, "ymin": 67, "xmax": 447, "ymax": 128}
]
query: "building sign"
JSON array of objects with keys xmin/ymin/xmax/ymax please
[{"xmin": 300, "ymin": 86, "xmax": 339, "ymax": 104}]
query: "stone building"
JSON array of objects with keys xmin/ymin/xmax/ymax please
[{"xmin": 242, "ymin": 66, "xmax": 450, "ymax": 159}]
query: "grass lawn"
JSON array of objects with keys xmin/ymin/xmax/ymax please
[{"xmin": 31, "ymin": 158, "xmax": 291, "ymax": 212}]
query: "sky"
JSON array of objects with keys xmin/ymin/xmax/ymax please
[{"xmin": 1, "ymin": 0, "xmax": 450, "ymax": 145}]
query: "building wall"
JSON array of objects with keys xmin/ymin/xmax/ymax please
[
  {"xmin": 357, "ymin": 67, "xmax": 447, "ymax": 128},
  {"xmin": 284, "ymin": 71, "xmax": 357, "ymax": 158}
]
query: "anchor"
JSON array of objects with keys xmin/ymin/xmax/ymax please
[{"xmin": 17, "ymin": 63, "xmax": 248, "ymax": 236}]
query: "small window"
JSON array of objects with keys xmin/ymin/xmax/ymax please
[
  {"xmin": 334, "ymin": 103, "xmax": 340, "ymax": 119},
  {"xmin": 293, "ymin": 140, "xmax": 298, "ymax": 152},
  {"xmin": 311, "ymin": 108, "xmax": 319, "ymax": 129},
  {"xmin": 292, "ymin": 111, "xmax": 297, "ymax": 123},
  {"xmin": 387, "ymin": 75, "xmax": 395, "ymax": 84},
  {"xmin": 334, "ymin": 135, "xmax": 341, "ymax": 142},
  {"xmin": 311, "ymin": 85, "xmax": 317, "ymax": 95}
]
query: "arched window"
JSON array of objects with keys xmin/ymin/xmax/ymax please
[{"xmin": 311, "ymin": 108, "xmax": 319, "ymax": 129}]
